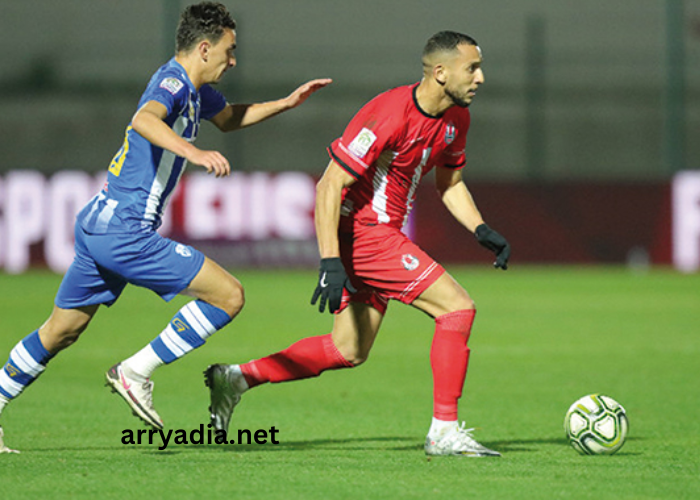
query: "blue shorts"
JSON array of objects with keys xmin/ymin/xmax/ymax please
[{"xmin": 55, "ymin": 225, "xmax": 205, "ymax": 309}]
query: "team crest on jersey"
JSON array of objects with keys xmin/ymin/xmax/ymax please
[
  {"xmin": 160, "ymin": 77, "xmax": 184, "ymax": 95},
  {"xmin": 401, "ymin": 253, "xmax": 420, "ymax": 271},
  {"xmin": 444, "ymin": 123, "xmax": 456, "ymax": 145},
  {"xmin": 175, "ymin": 244, "xmax": 192, "ymax": 258},
  {"xmin": 347, "ymin": 127, "xmax": 377, "ymax": 159}
]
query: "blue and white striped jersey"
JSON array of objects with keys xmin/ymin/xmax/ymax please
[{"xmin": 78, "ymin": 58, "xmax": 227, "ymax": 234}]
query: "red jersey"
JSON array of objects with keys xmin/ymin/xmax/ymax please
[{"xmin": 328, "ymin": 82, "xmax": 469, "ymax": 230}]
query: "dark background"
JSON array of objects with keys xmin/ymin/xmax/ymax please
[{"xmin": 1, "ymin": 0, "xmax": 697, "ymax": 266}]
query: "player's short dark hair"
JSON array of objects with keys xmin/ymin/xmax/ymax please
[
  {"xmin": 422, "ymin": 31, "xmax": 479, "ymax": 59},
  {"xmin": 176, "ymin": 2, "xmax": 237, "ymax": 53}
]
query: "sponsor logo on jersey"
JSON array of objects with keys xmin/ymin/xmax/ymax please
[
  {"xmin": 444, "ymin": 124, "xmax": 456, "ymax": 145},
  {"xmin": 160, "ymin": 77, "xmax": 184, "ymax": 95},
  {"xmin": 401, "ymin": 253, "xmax": 420, "ymax": 271},
  {"xmin": 175, "ymin": 244, "xmax": 192, "ymax": 257},
  {"xmin": 347, "ymin": 127, "xmax": 377, "ymax": 159}
]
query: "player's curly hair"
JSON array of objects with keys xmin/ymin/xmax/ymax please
[{"xmin": 176, "ymin": 2, "xmax": 236, "ymax": 53}]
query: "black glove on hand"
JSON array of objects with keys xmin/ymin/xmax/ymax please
[
  {"xmin": 475, "ymin": 223, "xmax": 511, "ymax": 270},
  {"xmin": 310, "ymin": 257, "xmax": 358, "ymax": 313}
]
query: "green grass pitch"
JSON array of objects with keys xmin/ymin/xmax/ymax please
[{"xmin": 0, "ymin": 266, "xmax": 698, "ymax": 499}]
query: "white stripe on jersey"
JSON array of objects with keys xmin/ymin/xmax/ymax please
[
  {"xmin": 83, "ymin": 192, "xmax": 105, "ymax": 224},
  {"xmin": 404, "ymin": 148, "xmax": 431, "ymax": 226},
  {"xmin": 371, "ymin": 151, "xmax": 398, "ymax": 224},
  {"xmin": 95, "ymin": 199, "xmax": 119, "ymax": 233},
  {"xmin": 144, "ymin": 114, "xmax": 189, "ymax": 223}
]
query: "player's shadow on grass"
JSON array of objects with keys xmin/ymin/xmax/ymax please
[
  {"xmin": 187, "ymin": 435, "xmax": 420, "ymax": 453},
  {"xmin": 29, "ymin": 436, "xmax": 643, "ymax": 455},
  {"xmin": 489, "ymin": 437, "xmax": 571, "ymax": 453},
  {"xmin": 187, "ymin": 436, "xmax": 581, "ymax": 454},
  {"xmin": 490, "ymin": 436, "xmax": 643, "ymax": 454}
]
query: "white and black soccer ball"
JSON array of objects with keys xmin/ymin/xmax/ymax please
[{"xmin": 564, "ymin": 394, "xmax": 628, "ymax": 455}]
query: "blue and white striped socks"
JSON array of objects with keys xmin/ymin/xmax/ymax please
[
  {"xmin": 0, "ymin": 301, "xmax": 231, "ymax": 416},
  {"xmin": 0, "ymin": 331, "xmax": 53, "ymax": 410},
  {"xmin": 123, "ymin": 300, "xmax": 232, "ymax": 380}
]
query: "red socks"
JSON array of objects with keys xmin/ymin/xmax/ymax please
[
  {"xmin": 431, "ymin": 309, "xmax": 476, "ymax": 421},
  {"xmin": 240, "ymin": 309, "xmax": 475, "ymax": 422},
  {"xmin": 241, "ymin": 334, "xmax": 353, "ymax": 388}
]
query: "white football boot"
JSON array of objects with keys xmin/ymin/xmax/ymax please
[
  {"xmin": 425, "ymin": 422, "xmax": 501, "ymax": 457},
  {"xmin": 0, "ymin": 426, "xmax": 19, "ymax": 454},
  {"xmin": 204, "ymin": 364, "xmax": 248, "ymax": 434},
  {"xmin": 105, "ymin": 363, "xmax": 163, "ymax": 430}
]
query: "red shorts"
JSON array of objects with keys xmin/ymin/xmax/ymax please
[{"xmin": 338, "ymin": 223, "xmax": 445, "ymax": 315}]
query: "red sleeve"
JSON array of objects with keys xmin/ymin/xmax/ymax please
[
  {"xmin": 327, "ymin": 95, "xmax": 398, "ymax": 179},
  {"xmin": 442, "ymin": 109, "xmax": 470, "ymax": 169}
]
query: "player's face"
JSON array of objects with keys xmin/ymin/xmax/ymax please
[
  {"xmin": 443, "ymin": 44, "xmax": 484, "ymax": 108},
  {"xmin": 207, "ymin": 28, "xmax": 237, "ymax": 84}
]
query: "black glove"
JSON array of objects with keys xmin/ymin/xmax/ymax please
[
  {"xmin": 310, "ymin": 257, "xmax": 358, "ymax": 313},
  {"xmin": 474, "ymin": 223, "xmax": 511, "ymax": 270}
]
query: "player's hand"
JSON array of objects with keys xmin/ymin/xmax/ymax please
[
  {"xmin": 310, "ymin": 257, "xmax": 357, "ymax": 313},
  {"xmin": 187, "ymin": 148, "xmax": 231, "ymax": 177},
  {"xmin": 285, "ymin": 78, "xmax": 333, "ymax": 109},
  {"xmin": 474, "ymin": 223, "xmax": 511, "ymax": 270}
]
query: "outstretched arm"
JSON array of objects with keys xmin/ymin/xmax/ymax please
[
  {"xmin": 435, "ymin": 166, "xmax": 510, "ymax": 269},
  {"xmin": 132, "ymin": 101, "xmax": 230, "ymax": 177},
  {"xmin": 210, "ymin": 78, "xmax": 332, "ymax": 132}
]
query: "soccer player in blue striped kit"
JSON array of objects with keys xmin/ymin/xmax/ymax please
[{"xmin": 0, "ymin": 2, "xmax": 330, "ymax": 453}]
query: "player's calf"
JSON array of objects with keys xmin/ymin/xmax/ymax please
[{"xmin": 239, "ymin": 334, "xmax": 354, "ymax": 387}]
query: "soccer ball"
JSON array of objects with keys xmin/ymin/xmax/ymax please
[{"xmin": 564, "ymin": 394, "xmax": 628, "ymax": 455}]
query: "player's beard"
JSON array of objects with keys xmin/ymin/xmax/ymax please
[{"xmin": 445, "ymin": 86, "xmax": 471, "ymax": 108}]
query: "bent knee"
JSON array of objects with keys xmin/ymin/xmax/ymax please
[
  {"xmin": 335, "ymin": 346, "xmax": 369, "ymax": 367},
  {"xmin": 340, "ymin": 354, "xmax": 366, "ymax": 367},
  {"xmin": 440, "ymin": 299, "xmax": 476, "ymax": 317},
  {"xmin": 220, "ymin": 280, "xmax": 245, "ymax": 317},
  {"xmin": 347, "ymin": 356, "xmax": 367, "ymax": 367},
  {"xmin": 449, "ymin": 288, "xmax": 476, "ymax": 313}
]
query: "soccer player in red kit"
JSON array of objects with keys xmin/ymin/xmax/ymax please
[{"xmin": 206, "ymin": 31, "xmax": 510, "ymax": 457}]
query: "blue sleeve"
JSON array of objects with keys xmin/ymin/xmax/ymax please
[
  {"xmin": 199, "ymin": 84, "xmax": 228, "ymax": 120},
  {"xmin": 140, "ymin": 75, "xmax": 188, "ymax": 117}
]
